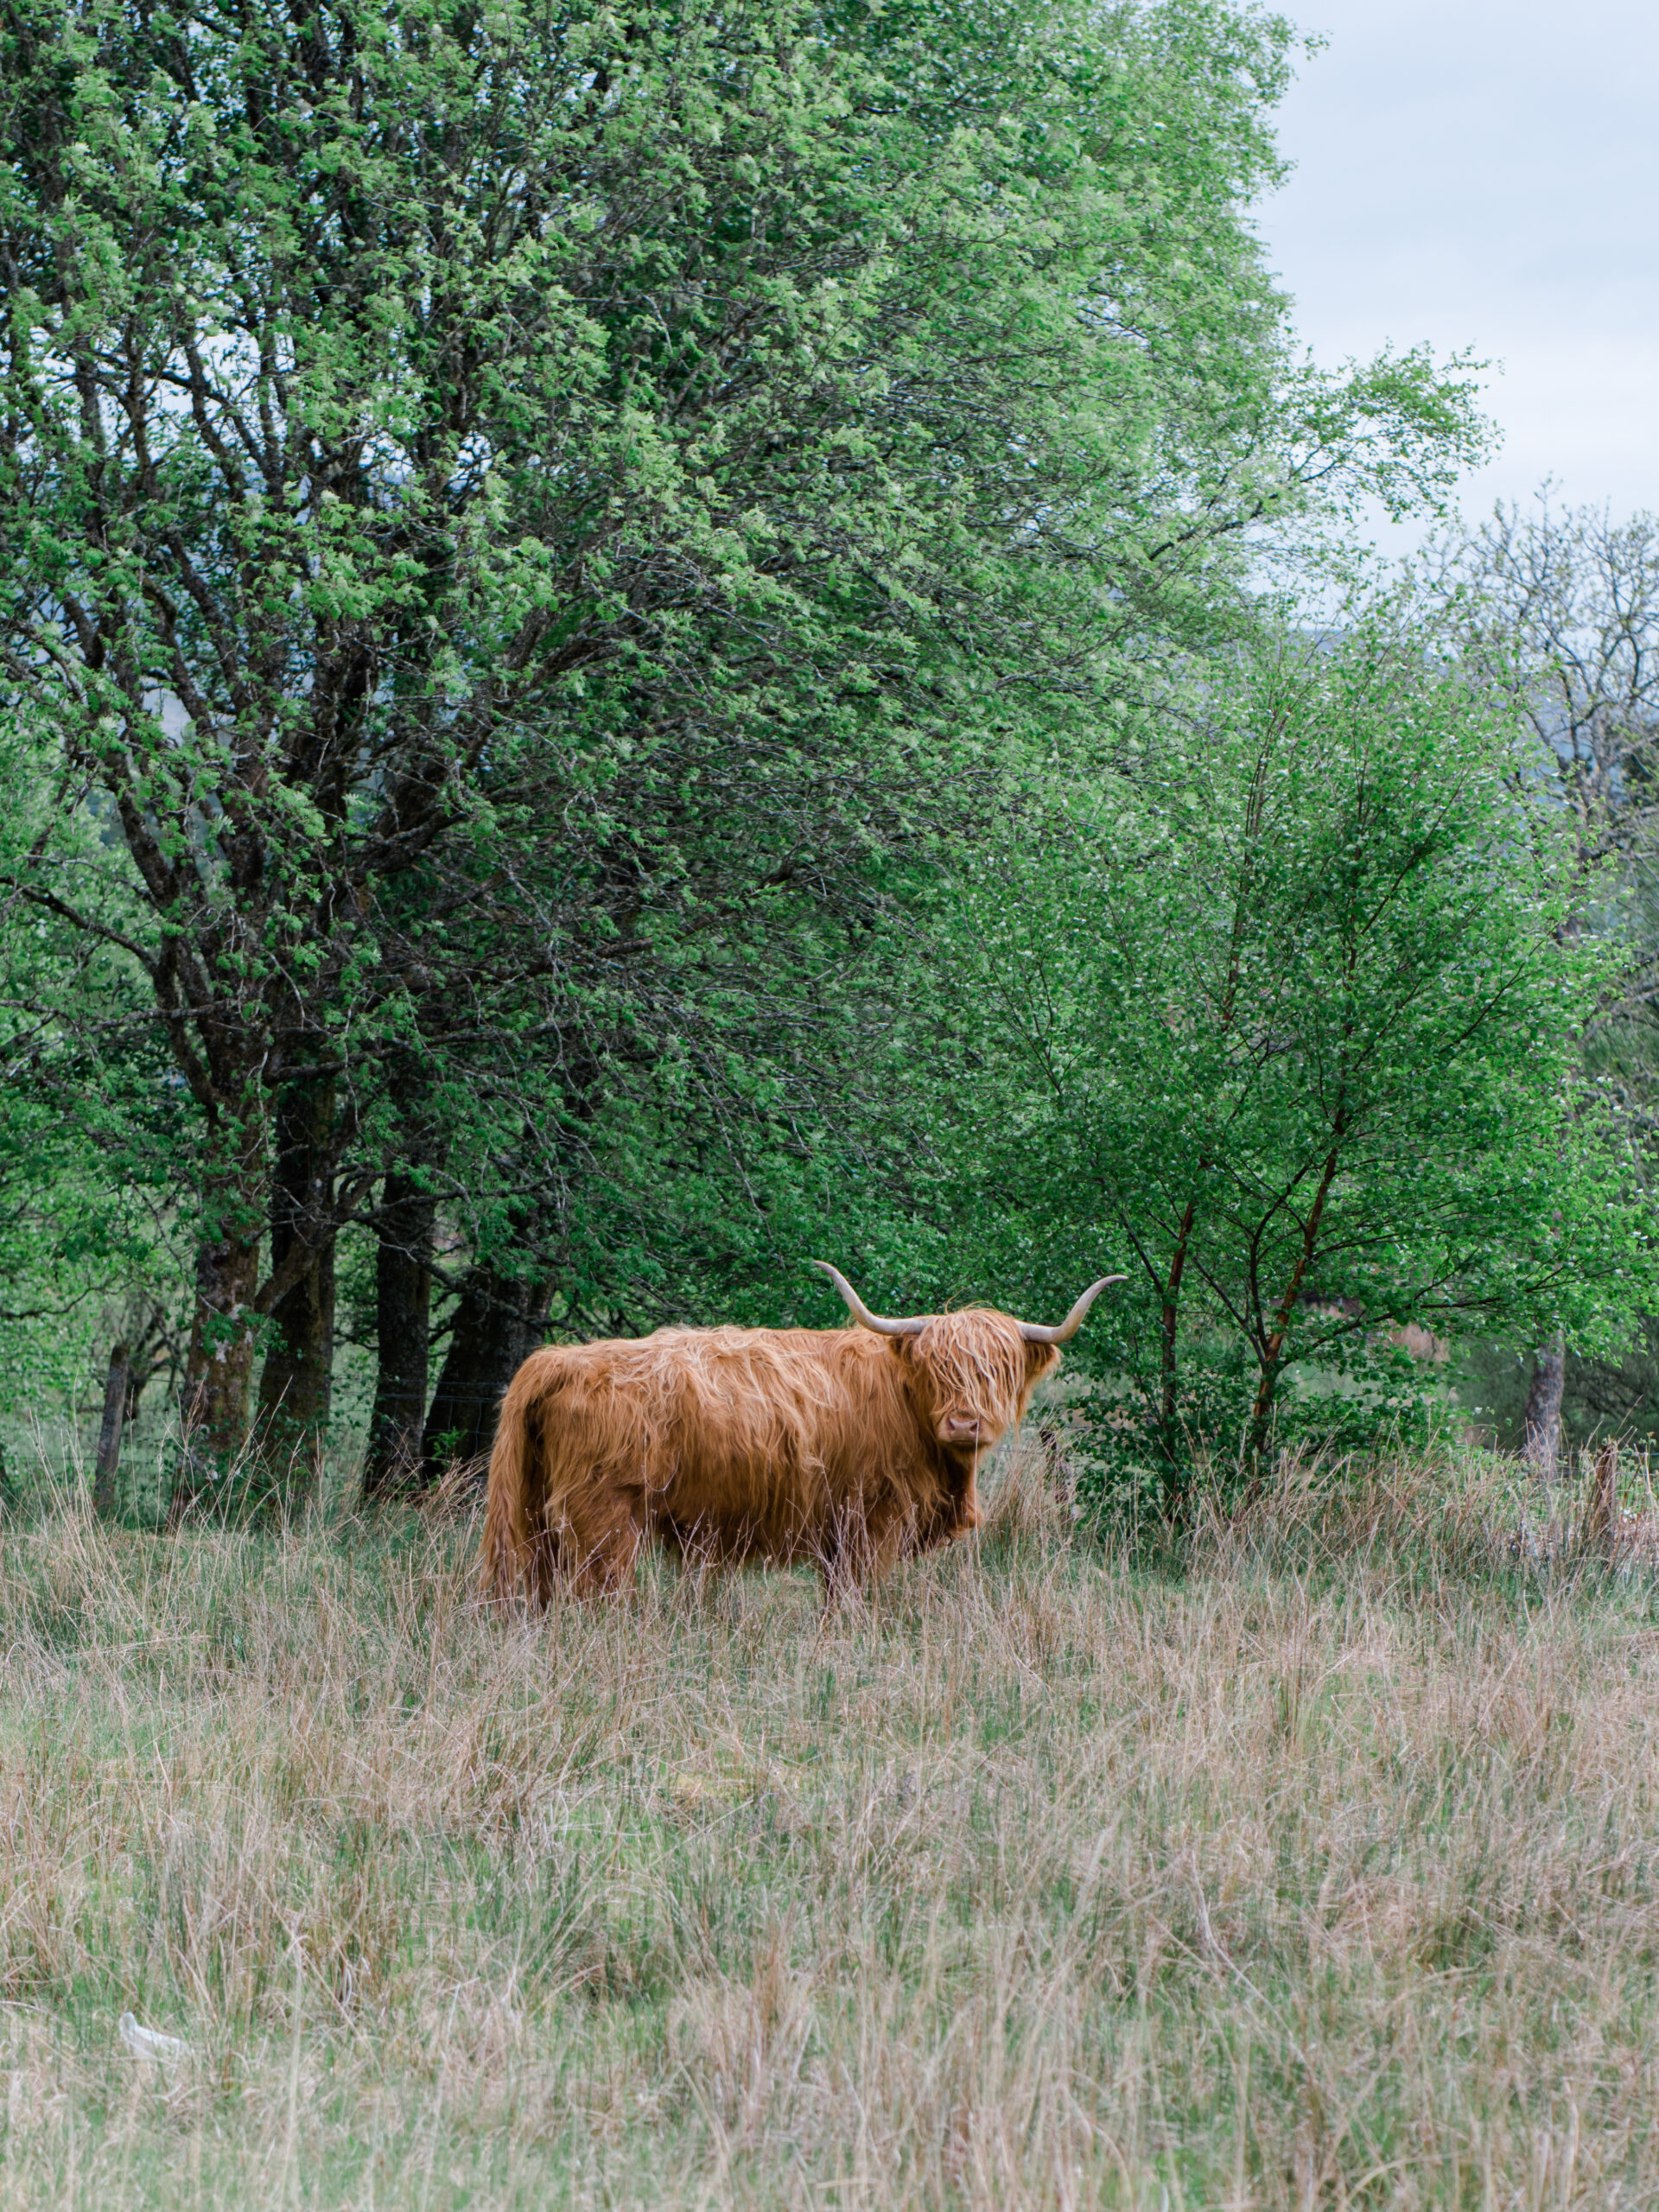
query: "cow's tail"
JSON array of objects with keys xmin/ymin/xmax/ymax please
[{"xmin": 480, "ymin": 1361, "xmax": 540, "ymax": 1603}]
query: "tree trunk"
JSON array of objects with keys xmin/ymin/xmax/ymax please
[
  {"xmin": 1522, "ymin": 1335, "xmax": 1567, "ymax": 1482},
  {"xmin": 1157, "ymin": 1196, "xmax": 1198, "ymax": 1513},
  {"xmin": 254, "ymin": 1079, "xmax": 339, "ymax": 1516},
  {"xmin": 1241, "ymin": 1135, "xmax": 1346, "ymax": 1504},
  {"xmin": 124, "ymin": 1300, "xmax": 179, "ymax": 1426},
  {"xmin": 169, "ymin": 1131, "xmax": 265, "ymax": 1522},
  {"xmin": 92, "ymin": 1341, "xmax": 130, "ymax": 1522},
  {"xmin": 421, "ymin": 1266, "xmax": 551, "ymax": 1488},
  {"xmin": 362, "ymin": 1169, "xmax": 437, "ymax": 1500}
]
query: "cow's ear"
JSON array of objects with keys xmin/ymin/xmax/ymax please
[{"xmin": 1027, "ymin": 1344, "xmax": 1062, "ymax": 1383}]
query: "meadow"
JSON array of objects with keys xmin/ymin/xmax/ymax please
[{"xmin": 0, "ymin": 1438, "xmax": 1656, "ymax": 2209}]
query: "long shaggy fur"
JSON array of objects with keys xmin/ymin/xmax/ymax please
[{"xmin": 480, "ymin": 1310, "xmax": 1060, "ymax": 1602}]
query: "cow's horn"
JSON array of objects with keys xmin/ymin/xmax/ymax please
[
  {"xmin": 810, "ymin": 1260, "xmax": 928, "ymax": 1337},
  {"xmin": 1019, "ymin": 1275, "xmax": 1126, "ymax": 1345}
]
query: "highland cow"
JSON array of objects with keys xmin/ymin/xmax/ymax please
[{"xmin": 480, "ymin": 1262, "xmax": 1120, "ymax": 1602}]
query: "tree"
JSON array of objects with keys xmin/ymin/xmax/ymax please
[
  {"xmin": 913, "ymin": 625, "xmax": 1648, "ymax": 1516},
  {"xmin": 1423, "ymin": 495, "xmax": 1659, "ymax": 1470},
  {"xmin": 0, "ymin": 0, "xmax": 1487, "ymax": 1506}
]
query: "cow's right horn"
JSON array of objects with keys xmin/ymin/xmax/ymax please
[
  {"xmin": 810, "ymin": 1261, "xmax": 927, "ymax": 1337},
  {"xmin": 1018, "ymin": 1275, "xmax": 1126, "ymax": 1345}
]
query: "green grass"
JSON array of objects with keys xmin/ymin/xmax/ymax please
[{"xmin": 0, "ymin": 1441, "xmax": 1656, "ymax": 2207}]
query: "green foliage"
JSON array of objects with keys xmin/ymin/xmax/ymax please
[
  {"xmin": 1421, "ymin": 498, "xmax": 1659, "ymax": 1455},
  {"xmin": 0, "ymin": 0, "xmax": 1500, "ymax": 1485},
  {"xmin": 912, "ymin": 622, "xmax": 1651, "ymax": 1515},
  {"xmin": 0, "ymin": 715, "xmax": 181, "ymax": 1423}
]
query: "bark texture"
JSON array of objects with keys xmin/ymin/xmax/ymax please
[
  {"xmin": 363, "ymin": 1169, "xmax": 438, "ymax": 1500},
  {"xmin": 1522, "ymin": 1335, "xmax": 1567, "ymax": 1481},
  {"xmin": 421, "ymin": 1266, "xmax": 552, "ymax": 1487},
  {"xmin": 170, "ymin": 1134, "xmax": 265, "ymax": 1522},
  {"xmin": 254, "ymin": 1081, "xmax": 339, "ymax": 1514}
]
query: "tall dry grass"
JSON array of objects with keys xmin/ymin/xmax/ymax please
[{"xmin": 0, "ymin": 1437, "xmax": 1656, "ymax": 2207}]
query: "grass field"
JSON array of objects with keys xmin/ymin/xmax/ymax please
[{"xmin": 1, "ymin": 1440, "xmax": 1656, "ymax": 2209}]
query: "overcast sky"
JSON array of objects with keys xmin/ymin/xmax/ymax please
[{"xmin": 1257, "ymin": 0, "xmax": 1659, "ymax": 550}]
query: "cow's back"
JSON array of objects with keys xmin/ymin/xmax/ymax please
[
  {"xmin": 655, "ymin": 1326, "xmax": 926, "ymax": 1558},
  {"xmin": 521, "ymin": 1325, "xmax": 944, "ymax": 1566}
]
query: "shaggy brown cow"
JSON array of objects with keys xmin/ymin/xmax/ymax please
[{"xmin": 480, "ymin": 1262, "xmax": 1121, "ymax": 1602}]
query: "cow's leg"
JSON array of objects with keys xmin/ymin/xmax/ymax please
[
  {"xmin": 531, "ymin": 1517, "xmax": 563, "ymax": 1606},
  {"xmin": 847, "ymin": 1486, "xmax": 970, "ymax": 1596},
  {"xmin": 817, "ymin": 1542, "xmax": 861, "ymax": 1618},
  {"xmin": 528, "ymin": 1511, "xmax": 646, "ymax": 1601},
  {"xmin": 914, "ymin": 1485, "xmax": 981, "ymax": 1555},
  {"xmin": 526, "ymin": 1470, "xmax": 648, "ymax": 1600},
  {"xmin": 818, "ymin": 1566, "xmax": 866, "ymax": 1624},
  {"xmin": 572, "ymin": 1529, "xmax": 643, "ymax": 1594},
  {"xmin": 817, "ymin": 1494, "xmax": 883, "ymax": 1615},
  {"xmin": 559, "ymin": 1484, "xmax": 649, "ymax": 1596},
  {"xmin": 814, "ymin": 1509, "xmax": 849, "ymax": 1616}
]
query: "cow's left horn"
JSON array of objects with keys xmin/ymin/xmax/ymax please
[
  {"xmin": 810, "ymin": 1260, "xmax": 927, "ymax": 1337},
  {"xmin": 1019, "ymin": 1275, "xmax": 1126, "ymax": 1345}
]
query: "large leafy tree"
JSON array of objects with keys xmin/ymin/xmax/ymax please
[{"xmin": 0, "ymin": 0, "xmax": 1484, "ymax": 1503}]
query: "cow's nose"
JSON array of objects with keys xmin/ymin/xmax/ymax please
[{"xmin": 942, "ymin": 1417, "xmax": 980, "ymax": 1442}]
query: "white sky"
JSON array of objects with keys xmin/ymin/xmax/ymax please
[{"xmin": 1257, "ymin": 0, "xmax": 1659, "ymax": 551}]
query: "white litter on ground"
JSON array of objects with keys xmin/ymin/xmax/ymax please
[{"xmin": 118, "ymin": 2012, "xmax": 190, "ymax": 2063}]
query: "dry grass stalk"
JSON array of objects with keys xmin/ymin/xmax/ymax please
[{"xmin": 0, "ymin": 1433, "xmax": 1654, "ymax": 2205}]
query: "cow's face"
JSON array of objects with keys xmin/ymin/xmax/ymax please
[{"xmin": 893, "ymin": 1313, "xmax": 1059, "ymax": 1460}]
